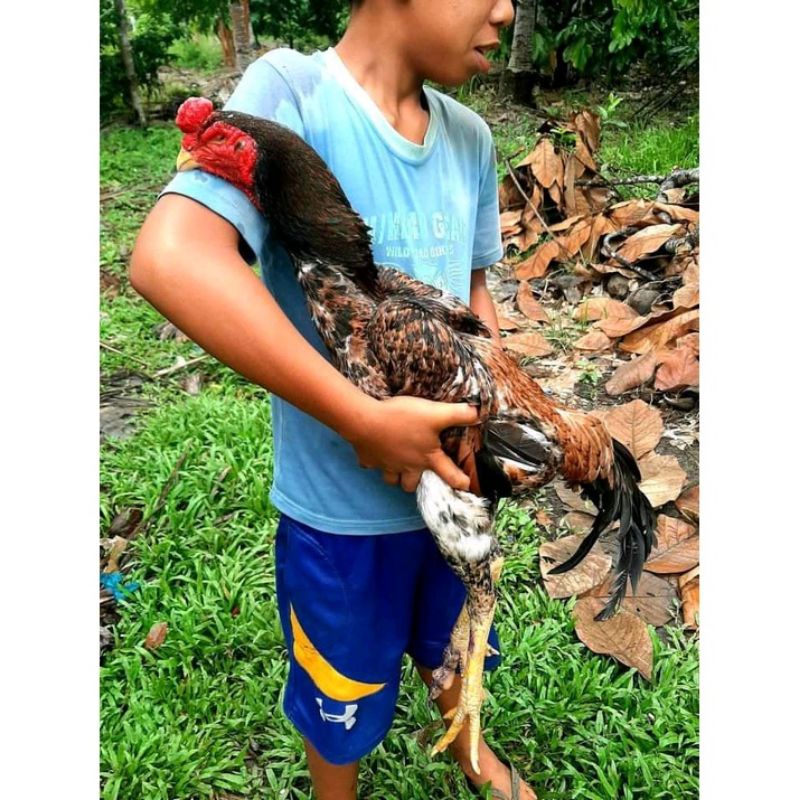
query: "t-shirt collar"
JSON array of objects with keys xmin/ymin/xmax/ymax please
[{"xmin": 321, "ymin": 47, "xmax": 440, "ymax": 164}]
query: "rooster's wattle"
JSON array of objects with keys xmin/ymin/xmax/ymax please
[{"xmin": 174, "ymin": 97, "xmax": 657, "ymax": 772}]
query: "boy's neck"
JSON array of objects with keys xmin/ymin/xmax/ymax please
[{"xmin": 335, "ymin": 8, "xmax": 429, "ymax": 144}]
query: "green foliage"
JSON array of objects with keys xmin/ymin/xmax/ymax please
[
  {"xmin": 168, "ymin": 33, "xmax": 223, "ymax": 72},
  {"xmin": 249, "ymin": 0, "xmax": 349, "ymax": 50},
  {"xmin": 531, "ymin": 0, "xmax": 699, "ymax": 81},
  {"xmin": 100, "ymin": 0, "xmax": 182, "ymax": 121}
]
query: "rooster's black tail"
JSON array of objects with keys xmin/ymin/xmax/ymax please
[{"xmin": 548, "ymin": 439, "xmax": 657, "ymax": 621}]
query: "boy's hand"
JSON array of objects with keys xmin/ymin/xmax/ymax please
[{"xmin": 344, "ymin": 396, "xmax": 479, "ymax": 493}]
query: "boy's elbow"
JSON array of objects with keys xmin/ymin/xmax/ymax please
[{"xmin": 129, "ymin": 234, "xmax": 166, "ymax": 298}]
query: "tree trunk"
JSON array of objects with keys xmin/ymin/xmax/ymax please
[
  {"xmin": 216, "ymin": 18, "xmax": 236, "ymax": 68},
  {"xmin": 113, "ymin": 0, "xmax": 146, "ymax": 125},
  {"xmin": 504, "ymin": 0, "xmax": 538, "ymax": 105},
  {"xmin": 229, "ymin": 1, "xmax": 253, "ymax": 71}
]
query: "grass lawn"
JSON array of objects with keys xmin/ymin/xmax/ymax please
[{"xmin": 99, "ymin": 91, "xmax": 699, "ymax": 800}]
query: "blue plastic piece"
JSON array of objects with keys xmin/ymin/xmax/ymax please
[{"xmin": 100, "ymin": 571, "xmax": 140, "ymax": 601}]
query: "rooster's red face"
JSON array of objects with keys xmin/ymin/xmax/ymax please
[{"xmin": 175, "ymin": 97, "xmax": 261, "ymax": 210}]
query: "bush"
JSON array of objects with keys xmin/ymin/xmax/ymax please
[
  {"xmin": 168, "ymin": 34, "xmax": 223, "ymax": 72},
  {"xmin": 100, "ymin": 0, "xmax": 181, "ymax": 121}
]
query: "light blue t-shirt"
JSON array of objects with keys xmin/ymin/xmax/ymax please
[{"xmin": 161, "ymin": 47, "xmax": 503, "ymax": 534}]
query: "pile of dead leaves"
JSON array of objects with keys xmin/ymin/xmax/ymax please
[
  {"xmin": 538, "ymin": 399, "xmax": 699, "ymax": 679},
  {"xmin": 499, "ymin": 109, "xmax": 699, "ymax": 399}
]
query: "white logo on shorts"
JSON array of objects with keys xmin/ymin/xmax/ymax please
[{"xmin": 316, "ymin": 698, "xmax": 358, "ymax": 730}]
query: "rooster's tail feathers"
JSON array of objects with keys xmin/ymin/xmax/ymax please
[{"xmin": 548, "ymin": 439, "xmax": 656, "ymax": 621}]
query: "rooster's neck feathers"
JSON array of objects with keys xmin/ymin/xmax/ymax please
[{"xmin": 226, "ymin": 113, "xmax": 379, "ymax": 294}]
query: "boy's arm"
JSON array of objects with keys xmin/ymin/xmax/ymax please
[
  {"xmin": 130, "ymin": 195, "xmax": 477, "ymax": 491},
  {"xmin": 469, "ymin": 268, "xmax": 500, "ymax": 342}
]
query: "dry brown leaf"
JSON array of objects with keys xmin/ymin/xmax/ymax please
[
  {"xmin": 582, "ymin": 215, "xmax": 618, "ymax": 261},
  {"xmin": 673, "ymin": 282, "xmax": 699, "ymax": 310},
  {"xmin": 645, "ymin": 515, "xmax": 698, "ymax": 574},
  {"xmin": 638, "ymin": 453, "xmax": 687, "ymax": 507},
  {"xmin": 607, "ymin": 199, "xmax": 657, "ymax": 228},
  {"xmin": 144, "ymin": 621, "xmax": 169, "ymax": 650},
  {"xmin": 589, "ymin": 572, "xmax": 678, "ymax": 628},
  {"xmin": 654, "ymin": 347, "xmax": 699, "ymax": 391},
  {"xmin": 572, "ymin": 110, "xmax": 601, "ymax": 153},
  {"xmin": 682, "ymin": 262, "xmax": 699, "ymax": 285},
  {"xmin": 103, "ymin": 536, "xmax": 129, "ymax": 574},
  {"xmin": 678, "ymin": 567, "xmax": 700, "ymax": 629},
  {"xmin": 620, "ymin": 309, "xmax": 700, "ymax": 355},
  {"xmin": 675, "ymin": 332, "xmax": 699, "ymax": 356},
  {"xmin": 538, "ymin": 368, "xmax": 581, "ymax": 397},
  {"xmin": 574, "ymin": 137, "xmax": 598, "ymax": 172},
  {"xmin": 559, "ymin": 217, "xmax": 593, "ymax": 255},
  {"xmin": 497, "ymin": 315, "xmax": 520, "ymax": 331},
  {"xmin": 574, "ymin": 330, "xmax": 613, "ymax": 352},
  {"xmin": 540, "ymin": 535, "xmax": 612, "ymax": 598},
  {"xmin": 516, "ymin": 282, "xmax": 550, "ymax": 322},
  {"xmin": 605, "ymin": 352, "xmax": 660, "ymax": 396},
  {"xmin": 573, "ymin": 597, "xmax": 653, "ymax": 679},
  {"xmin": 502, "ymin": 331, "xmax": 553, "ymax": 357},
  {"xmin": 675, "ymin": 485, "xmax": 699, "ymax": 522},
  {"xmin": 500, "ymin": 209, "xmax": 523, "ymax": 234},
  {"xmin": 548, "ymin": 214, "xmax": 587, "ymax": 233},
  {"xmin": 499, "ymin": 173, "xmax": 526, "ymax": 209},
  {"xmin": 548, "ymin": 180, "xmax": 564, "ymax": 209},
  {"xmin": 536, "ymin": 510, "xmax": 553, "ymax": 528},
  {"xmin": 575, "ymin": 297, "xmax": 638, "ymax": 323},
  {"xmin": 530, "ymin": 137, "xmax": 564, "ymax": 189},
  {"xmin": 588, "ymin": 261, "xmax": 641, "ymax": 280},
  {"xmin": 564, "ymin": 154, "xmax": 578, "ymax": 218},
  {"xmin": 602, "ymin": 399, "xmax": 664, "ymax": 459},
  {"xmin": 580, "ymin": 186, "xmax": 614, "ymax": 214},
  {"xmin": 515, "ymin": 239, "xmax": 562, "ymax": 279},
  {"xmin": 653, "ymin": 202, "xmax": 700, "ymax": 225},
  {"xmin": 561, "ymin": 510, "xmax": 597, "ymax": 534},
  {"xmin": 506, "ymin": 225, "xmax": 543, "ymax": 253},
  {"xmin": 554, "ymin": 480, "xmax": 597, "ymax": 513},
  {"xmin": 660, "ymin": 188, "xmax": 686, "ymax": 205},
  {"xmin": 595, "ymin": 315, "xmax": 651, "ymax": 339},
  {"xmin": 614, "ymin": 224, "xmax": 685, "ymax": 264}
]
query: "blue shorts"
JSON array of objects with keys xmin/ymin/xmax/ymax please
[{"xmin": 274, "ymin": 513, "xmax": 501, "ymax": 765}]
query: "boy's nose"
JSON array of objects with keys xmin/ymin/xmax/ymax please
[{"xmin": 490, "ymin": 0, "xmax": 515, "ymax": 28}]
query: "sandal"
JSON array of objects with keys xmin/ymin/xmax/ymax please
[{"xmin": 466, "ymin": 761, "xmax": 523, "ymax": 800}]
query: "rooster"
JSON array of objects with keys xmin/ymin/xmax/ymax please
[{"xmin": 174, "ymin": 97, "xmax": 656, "ymax": 772}]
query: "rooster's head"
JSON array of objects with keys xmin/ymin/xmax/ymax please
[
  {"xmin": 174, "ymin": 96, "xmax": 376, "ymax": 282},
  {"xmin": 176, "ymin": 97, "xmax": 263, "ymax": 211}
]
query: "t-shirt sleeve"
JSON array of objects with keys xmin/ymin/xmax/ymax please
[
  {"xmin": 158, "ymin": 57, "xmax": 306, "ymax": 264},
  {"xmin": 471, "ymin": 124, "xmax": 504, "ymax": 270}
]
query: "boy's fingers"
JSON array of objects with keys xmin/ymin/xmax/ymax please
[
  {"xmin": 382, "ymin": 470, "xmax": 400, "ymax": 486},
  {"xmin": 428, "ymin": 450, "xmax": 471, "ymax": 492},
  {"xmin": 400, "ymin": 470, "xmax": 423, "ymax": 493},
  {"xmin": 436, "ymin": 402, "xmax": 480, "ymax": 429}
]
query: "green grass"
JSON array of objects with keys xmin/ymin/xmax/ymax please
[
  {"xmin": 100, "ymin": 93, "xmax": 698, "ymax": 800},
  {"xmin": 168, "ymin": 35, "xmax": 224, "ymax": 74}
]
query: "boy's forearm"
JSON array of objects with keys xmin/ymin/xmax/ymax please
[
  {"xmin": 130, "ymin": 197, "xmax": 378, "ymax": 442},
  {"xmin": 469, "ymin": 270, "xmax": 500, "ymax": 341}
]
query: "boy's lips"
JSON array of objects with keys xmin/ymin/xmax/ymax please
[{"xmin": 473, "ymin": 42, "xmax": 499, "ymax": 72}]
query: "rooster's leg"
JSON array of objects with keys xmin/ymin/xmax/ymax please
[
  {"xmin": 429, "ymin": 556, "xmax": 503, "ymax": 774},
  {"xmin": 429, "ymin": 601, "xmax": 470, "ymax": 701},
  {"xmin": 415, "ymin": 471, "xmax": 502, "ymax": 775}
]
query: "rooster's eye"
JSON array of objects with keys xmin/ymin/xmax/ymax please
[{"xmin": 213, "ymin": 134, "xmax": 226, "ymax": 143}]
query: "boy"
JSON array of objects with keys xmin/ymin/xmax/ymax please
[{"xmin": 131, "ymin": 1, "xmax": 536, "ymax": 797}]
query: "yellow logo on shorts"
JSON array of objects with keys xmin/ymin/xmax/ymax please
[{"xmin": 289, "ymin": 605, "xmax": 386, "ymax": 702}]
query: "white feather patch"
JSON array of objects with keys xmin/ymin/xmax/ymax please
[{"xmin": 416, "ymin": 471, "xmax": 494, "ymax": 563}]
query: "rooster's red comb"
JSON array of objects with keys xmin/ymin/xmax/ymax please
[{"xmin": 176, "ymin": 97, "xmax": 214, "ymax": 134}]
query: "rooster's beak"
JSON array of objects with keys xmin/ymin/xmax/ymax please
[{"xmin": 176, "ymin": 148, "xmax": 199, "ymax": 172}]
